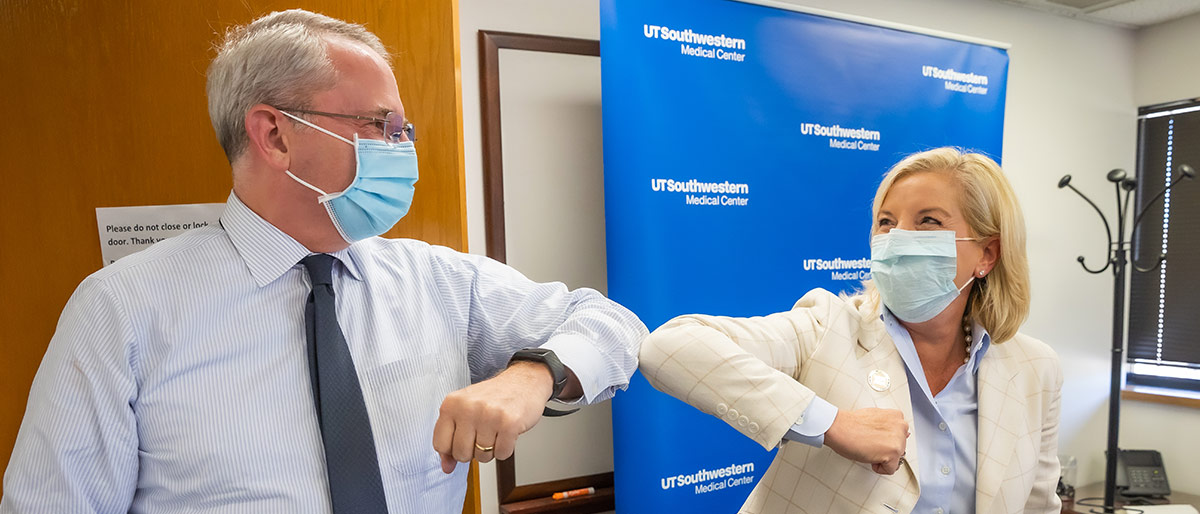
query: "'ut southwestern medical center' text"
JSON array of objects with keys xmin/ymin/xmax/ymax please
[
  {"xmin": 651, "ymin": 178, "xmax": 750, "ymax": 207},
  {"xmin": 643, "ymin": 24, "xmax": 747, "ymax": 62},
  {"xmin": 662, "ymin": 462, "xmax": 756, "ymax": 495}
]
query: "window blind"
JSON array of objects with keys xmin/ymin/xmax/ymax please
[{"xmin": 1128, "ymin": 100, "xmax": 1200, "ymax": 388}]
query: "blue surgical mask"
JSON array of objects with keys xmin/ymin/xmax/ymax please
[
  {"xmin": 280, "ymin": 111, "xmax": 418, "ymax": 243},
  {"xmin": 870, "ymin": 229, "xmax": 975, "ymax": 323}
]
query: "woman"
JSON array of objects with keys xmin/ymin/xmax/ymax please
[{"xmin": 639, "ymin": 148, "xmax": 1062, "ymax": 514}]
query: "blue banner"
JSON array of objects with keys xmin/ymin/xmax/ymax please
[{"xmin": 601, "ymin": 0, "xmax": 1008, "ymax": 512}]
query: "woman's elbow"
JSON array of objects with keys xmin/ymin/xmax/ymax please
[
  {"xmin": 637, "ymin": 326, "xmax": 678, "ymax": 380},
  {"xmin": 637, "ymin": 318, "xmax": 703, "ymax": 388}
]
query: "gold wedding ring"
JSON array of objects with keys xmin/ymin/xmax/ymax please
[{"xmin": 474, "ymin": 443, "xmax": 495, "ymax": 453}]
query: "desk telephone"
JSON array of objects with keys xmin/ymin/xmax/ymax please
[{"xmin": 1116, "ymin": 449, "xmax": 1171, "ymax": 497}]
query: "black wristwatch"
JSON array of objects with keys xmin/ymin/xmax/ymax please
[{"xmin": 509, "ymin": 347, "xmax": 569, "ymax": 401}]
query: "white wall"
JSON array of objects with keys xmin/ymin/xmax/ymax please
[
  {"xmin": 1135, "ymin": 11, "xmax": 1200, "ymax": 106},
  {"xmin": 459, "ymin": 1, "xmax": 1200, "ymax": 511}
]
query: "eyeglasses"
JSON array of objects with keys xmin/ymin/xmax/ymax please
[{"xmin": 278, "ymin": 108, "xmax": 416, "ymax": 144}]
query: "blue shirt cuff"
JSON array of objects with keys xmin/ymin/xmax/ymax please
[{"xmin": 783, "ymin": 396, "xmax": 838, "ymax": 447}]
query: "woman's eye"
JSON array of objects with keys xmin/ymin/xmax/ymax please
[
  {"xmin": 921, "ymin": 216, "xmax": 942, "ymax": 225},
  {"xmin": 877, "ymin": 219, "xmax": 894, "ymax": 227}
]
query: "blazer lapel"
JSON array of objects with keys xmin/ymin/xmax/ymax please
[
  {"xmin": 855, "ymin": 308, "xmax": 921, "ymax": 488},
  {"xmin": 975, "ymin": 344, "xmax": 1023, "ymax": 514}
]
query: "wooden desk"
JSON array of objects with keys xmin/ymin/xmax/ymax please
[{"xmin": 1064, "ymin": 482, "xmax": 1200, "ymax": 513}]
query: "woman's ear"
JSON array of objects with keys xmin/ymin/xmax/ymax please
[
  {"xmin": 243, "ymin": 105, "xmax": 291, "ymax": 170},
  {"xmin": 979, "ymin": 236, "xmax": 1001, "ymax": 276}
]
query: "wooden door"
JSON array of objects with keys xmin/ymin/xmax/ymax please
[{"xmin": 0, "ymin": 0, "xmax": 477, "ymax": 511}]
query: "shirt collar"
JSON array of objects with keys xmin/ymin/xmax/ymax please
[
  {"xmin": 880, "ymin": 308, "xmax": 992, "ymax": 376},
  {"xmin": 966, "ymin": 317, "xmax": 991, "ymax": 374},
  {"xmin": 221, "ymin": 192, "xmax": 364, "ymax": 287}
]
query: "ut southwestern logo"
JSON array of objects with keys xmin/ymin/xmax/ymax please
[
  {"xmin": 921, "ymin": 65, "xmax": 989, "ymax": 95},
  {"xmin": 643, "ymin": 24, "xmax": 747, "ymax": 62},
  {"xmin": 661, "ymin": 463, "xmax": 756, "ymax": 495},
  {"xmin": 799, "ymin": 122, "xmax": 881, "ymax": 152},
  {"xmin": 803, "ymin": 258, "xmax": 871, "ymax": 280},
  {"xmin": 650, "ymin": 178, "xmax": 750, "ymax": 207}
]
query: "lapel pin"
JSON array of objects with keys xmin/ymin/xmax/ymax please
[{"xmin": 868, "ymin": 369, "xmax": 890, "ymax": 392}]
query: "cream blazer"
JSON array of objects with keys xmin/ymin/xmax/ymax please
[{"xmin": 640, "ymin": 289, "xmax": 1063, "ymax": 514}]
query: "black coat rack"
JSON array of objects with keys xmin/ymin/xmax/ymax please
[{"xmin": 1057, "ymin": 163, "xmax": 1194, "ymax": 513}]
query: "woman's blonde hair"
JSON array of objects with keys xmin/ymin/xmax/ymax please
[{"xmin": 860, "ymin": 147, "xmax": 1030, "ymax": 343}]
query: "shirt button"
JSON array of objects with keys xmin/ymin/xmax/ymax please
[
  {"xmin": 716, "ymin": 403, "xmax": 728, "ymax": 416},
  {"xmin": 935, "ymin": 508, "xmax": 944, "ymax": 514},
  {"xmin": 941, "ymin": 465, "xmax": 951, "ymax": 475},
  {"xmin": 737, "ymin": 415, "xmax": 749, "ymax": 427},
  {"xmin": 939, "ymin": 422, "xmax": 948, "ymax": 431},
  {"xmin": 748, "ymin": 422, "xmax": 760, "ymax": 434}
]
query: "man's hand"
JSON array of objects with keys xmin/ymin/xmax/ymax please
[
  {"xmin": 823, "ymin": 408, "xmax": 909, "ymax": 475},
  {"xmin": 432, "ymin": 361, "xmax": 567, "ymax": 474}
]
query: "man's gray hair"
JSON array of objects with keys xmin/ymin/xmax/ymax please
[{"xmin": 206, "ymin": 9, "xmax": 390, "ymax": 162}]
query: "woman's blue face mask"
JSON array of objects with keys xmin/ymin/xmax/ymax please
[
  {"xmin": 280, "ymin": 110, "xmax": 419, "ymax": 244},
  {"xmin": 870, "ymin": 229, "xmax": 976, "ymax": 323}
]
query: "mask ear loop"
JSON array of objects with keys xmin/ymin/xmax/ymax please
[
  {"xmin": 285, "ymin": 169, "xmax": 331, "ymax": 198},
  {"xmin": 956, "ymin": 275, "xmax": 975, "ymax": 294},
  {"xmin": 278, "ymin": 110, "xmax": 356, "ymax": 203},
  {"xmin": 957, "ymin": 235, "xmax": 995, "ymax": 284}
]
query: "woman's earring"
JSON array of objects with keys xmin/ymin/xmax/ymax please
[{"xmin": 978, "ymin": 270, "xmax": 986, "ymax": 277}]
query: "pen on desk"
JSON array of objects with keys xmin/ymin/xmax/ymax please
[{"xmin": 552, "ymin": 487, "xmax": 596, "ymax": 500}]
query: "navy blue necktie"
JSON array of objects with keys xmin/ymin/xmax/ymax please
[{"xmin": 302, "ymin": 254, "xmax": 388, "ymax": 513}]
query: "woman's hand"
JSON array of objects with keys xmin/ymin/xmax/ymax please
[{"xmin": 824, "ymin": 408, "xmax": 909, "ymax": 475}]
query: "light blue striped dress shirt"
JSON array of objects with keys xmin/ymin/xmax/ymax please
[
  {"xmin": 785, "ymin": 309, "xmax": 990, "ymax": 514},
  {"xmin": 1, "ymin": 193, "xmax": 646, "ymax": 514}
]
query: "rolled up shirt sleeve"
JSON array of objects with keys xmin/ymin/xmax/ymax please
[
  {"xmin": 430, "ymin": 247, "xmax": 648, "ymax": 405},
  {"xmin": 541, "ymin": 333, "xmax": 612, "ymax": 404}
]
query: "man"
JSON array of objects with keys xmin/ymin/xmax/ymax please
[{"xmin": 1, "ymin": 9, "xmax": 646, "ymax": 513}]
